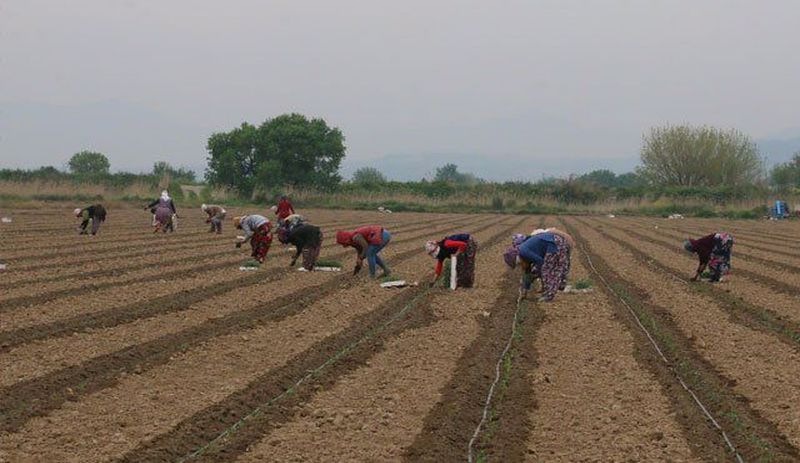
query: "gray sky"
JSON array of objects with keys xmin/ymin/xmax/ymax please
[{"xmin": 1, "ymin": 0, "xmax": 799, "ymax": 180}]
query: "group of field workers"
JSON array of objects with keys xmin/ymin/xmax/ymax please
[{"xmin": 71, "ymin": 193, "xmax": 734, "ymax": 295}]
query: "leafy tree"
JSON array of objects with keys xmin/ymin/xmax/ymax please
[
  {"xmin": 152, "ymin": 161, "xmax": 196, "ymax": 183},
  {"xmin": 434, "ymin": 163, "xmax": 482, "ymax": 185},
  {"xmin": 638, "ymin": 125, "xmax": 764, "ymax": 187},
  {"xmin": 615, "ymin": 172, "xmax": 645, "ymax": 188},
  {"xmin": 68, "ymin": 150, "xmax": 110, "ymax": 175},
  {"xmin": 205, "ymin": 122, "xmax": 259, "ymax": 197},
  {"xmin": 770, "ymin": 152, "xmax": 800, "ymax": 190},
  {"xmin": 578, "ymin": 169, "xmax": 618, "ymax": 187},
  {"xmin": 205, "ymin": 114, "xmax": 345, "ymax": 197},
  {"xmin": 352, "ymin": 167, "xmax": 387, "ymax": 186}
]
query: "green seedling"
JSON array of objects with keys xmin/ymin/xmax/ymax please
[{"xmin": 315, "ymin": 259, "xmax": 342, "ymax": 268}]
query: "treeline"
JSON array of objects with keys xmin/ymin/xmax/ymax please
[
  {"xmin": 0, "ymin": 151, "xmax": 199, "ymax": 201},
  {"xmin": 344, "ymin": 167, "xmax": 769, "ymax": 206}
]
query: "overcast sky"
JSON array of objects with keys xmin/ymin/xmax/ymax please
[{"xmin": 1, "ymin": 0, "xmax": 799, "ymax": 180}]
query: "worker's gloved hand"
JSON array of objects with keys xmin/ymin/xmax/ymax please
[
  {"xmin": 353, "ymin": 262, "xmax": 362, "ymax": 275},
  {"xmin": 289, "ymin": 258, "xmax": 297, "ymax": 267}
]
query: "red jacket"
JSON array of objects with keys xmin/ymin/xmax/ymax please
[
  {"xmin": 689, "ymin": 234, "xmax": 716, "ymax": 265},
  {"xmin": 276, "ymin": 199, "xmax": 294, "ymax": 220},
  {"xmin": 353, "ymin": 225, "xmax": 384, "ymax": 246},
  {"xmin": 434, "ymin": 239, "xmax": 468, "ymax": 277}
]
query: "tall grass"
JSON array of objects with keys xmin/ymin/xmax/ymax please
[{"xmin": 1, "ymin": 178, "xmax": 796, "ymax": 219}]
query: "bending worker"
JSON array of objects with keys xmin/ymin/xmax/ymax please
[
  {"xmin": 336, "ymin": 225, "xmax": 391, "ymax": 277},
  {"xmin": 504, "ymin": 230, "xmax": 570, "ymax": 302},
  {"xmin": 201, "ymin": 204, "xmax": 226, "ymax": 234},
  {"xmin": 425, "ymin": 233, "xmax": 478, "ymax": 287},
  {"xmin": 684, "ymin": 232, "xmax": 733, "ymax": 282},
  {"xmin": 74, "ymin": 204, "xmax": 107, "ymax": 235},
  {"xmin": 281, "ymin": 222, "xmax": 324, "ymax": 270},
  {"xmin": 234, "ymin": 214, "xmax": 273, "ymax": 263}
]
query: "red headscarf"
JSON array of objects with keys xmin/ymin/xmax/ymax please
[{"xmin": 336, "ymin": 231, "xmax": 354, "ymax": 246}]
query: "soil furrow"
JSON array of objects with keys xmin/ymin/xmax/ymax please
[
  {"xmin": 613, "ymin": 218, "xmax": 800, "ymax": 275},
  {"xmin": 0, "ymin": 215, "xmax": 482, "ymax": 350},
  {"xmin": 564, "ymin": 218, "xmax": 800, "ymax": 462},
  {"xmin": 612, "ymin": 219, "xmax": 800, "ymax": 294},
  {"xmin": 2, "ymin": 214, "xmax": 441, "ymax": 271},
  {"xmin": 578, "ymin": 218, "xmax": 800, "ymax": 348},
  {"xmin": 402, "ymin": 218, "xmax": 541, "ymax": 462},
  {"xmin": 0, "ymin": 216, "xmax": 495, "ymax": 433},
  {"xmin": 113, "ymin": 217, "xmax": 525, "ymax": 463},
  {"xmin": 232, "ymin": 218, "xmax": 530, "ymax": 463},
  {"xmin": 0, "ymin": 215, "xmax": 468, "ymax": 307},
  {"xmin": 0, "ymin": 219, "xmax": 351, "ymax": 287},
  {"xmin": 613, "ymin": 217, "xmax": 800, "ymax": 261}
]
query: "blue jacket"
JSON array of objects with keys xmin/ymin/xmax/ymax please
[{"xmin": 518, "ymin": 233, "xmax": 558, "ymax": 269}]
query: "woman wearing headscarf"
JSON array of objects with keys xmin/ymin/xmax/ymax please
[
  {"xmin": 201, "ymin": 204, "xmax": 226, "ymax": 234},
  {"xmin": 280, "ymin": 222, "xmax": 324, "ymax": 270},
  {"xmin": 74, "ymin": 204, "xmax": 107, "ymax": 235},
  {"xmin": 274, "ymin": 195, "xmax": 295, "ymax": 224},
  {"xmin": 504, "ymin": 231, "xmax": 570, "ymax": 302},
  {"xmin": 336, "ymin": 225, "xmax": 391, "ymax": 277},
  {"xmin": 234, "ymin": 215, "xmax": 273, "ymax": 263},
  {"xmin": 145, "ymin": 190, "xmax": 178, "ymax": 233},
  {"xmin": 425, "ymin": 233, "xmax": 478, "ymax": 287},
  {"xmin": 684, "ymin": 232, "xmax": 733, "ymax": 282},
  {"xmin": 533, "ymin": 227, "xmax": 574, "ymax": 292}
]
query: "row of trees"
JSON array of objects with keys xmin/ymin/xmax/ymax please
[
  {"xmin": 27, "ymin": 118, "xmax": 794, "ymax": 201},
  {"xmin": 348, "ymin": 125, "xmax": 796, "ymax": 191},
  {"xmin": 4, "ymin": 150, "xmax": 197, "ymax": 186}
]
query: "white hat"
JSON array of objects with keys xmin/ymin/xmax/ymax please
[
  {"xmin": 73, "ymin": 208, "xmax": 82, "ymax": 216},
  {"xmin": 201, "ymin": 204, "xmax": 208, "ymax": 211},
  {"xmin": 531, "ymin": 229, "xmax": 547, "ymax": 235}
]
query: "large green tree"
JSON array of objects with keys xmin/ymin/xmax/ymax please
[
  {"xmin": 68, "ymin": 150, "xmax": 110, "ymax": 175},
  {"xmin": 638, "ymin": 125, "xmax": 764, "ymax": 187},
  {"xmin": 205, "ymin": 114, "xmax": 345, "ymax": 197},
  {"xmin": 770, "ymin": 152, "xmax": 800, "ymax": 190},
  {"xmin": 352, "ymin": 167, "xmax": 387, "ymax": 186},
  {"xmin": 433, "ymin": 163, "xmax": 482, "ymax": 185},
  {"xmin": 152, "ymin": 161, "xmax": 196, "ymax": 183}
]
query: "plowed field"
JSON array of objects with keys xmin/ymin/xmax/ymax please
[{"xmin": 1, "ymin": 206, "xmax": 799, "ymax": 462}]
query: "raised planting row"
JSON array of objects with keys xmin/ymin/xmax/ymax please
[
  {"xmin": 564, "ymin": 217, "xmax": 800, "ymax": 458},
  {"xmin": 0, "ymin": 216, "xmax": 522, "ymax": 461},
  {"xmin": 0, "ymin": 214, "xmax": 504, "ymax": 439},
  {"xmin": 580, "ymin": 217, "xmax": 800, "ymax": 332}
]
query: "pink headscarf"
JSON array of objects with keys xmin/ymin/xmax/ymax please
[
  {"xmin": 425, "ymin": 240, "xmax": 439, "ymax": 257},
  {"xmin": 503, "ymin": 246, "xmax": 519, "ymax": 269}
]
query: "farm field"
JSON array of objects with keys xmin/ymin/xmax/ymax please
[{"xmin": 1, "ymin": 206, "xmax": 800, "ymax": 462}]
